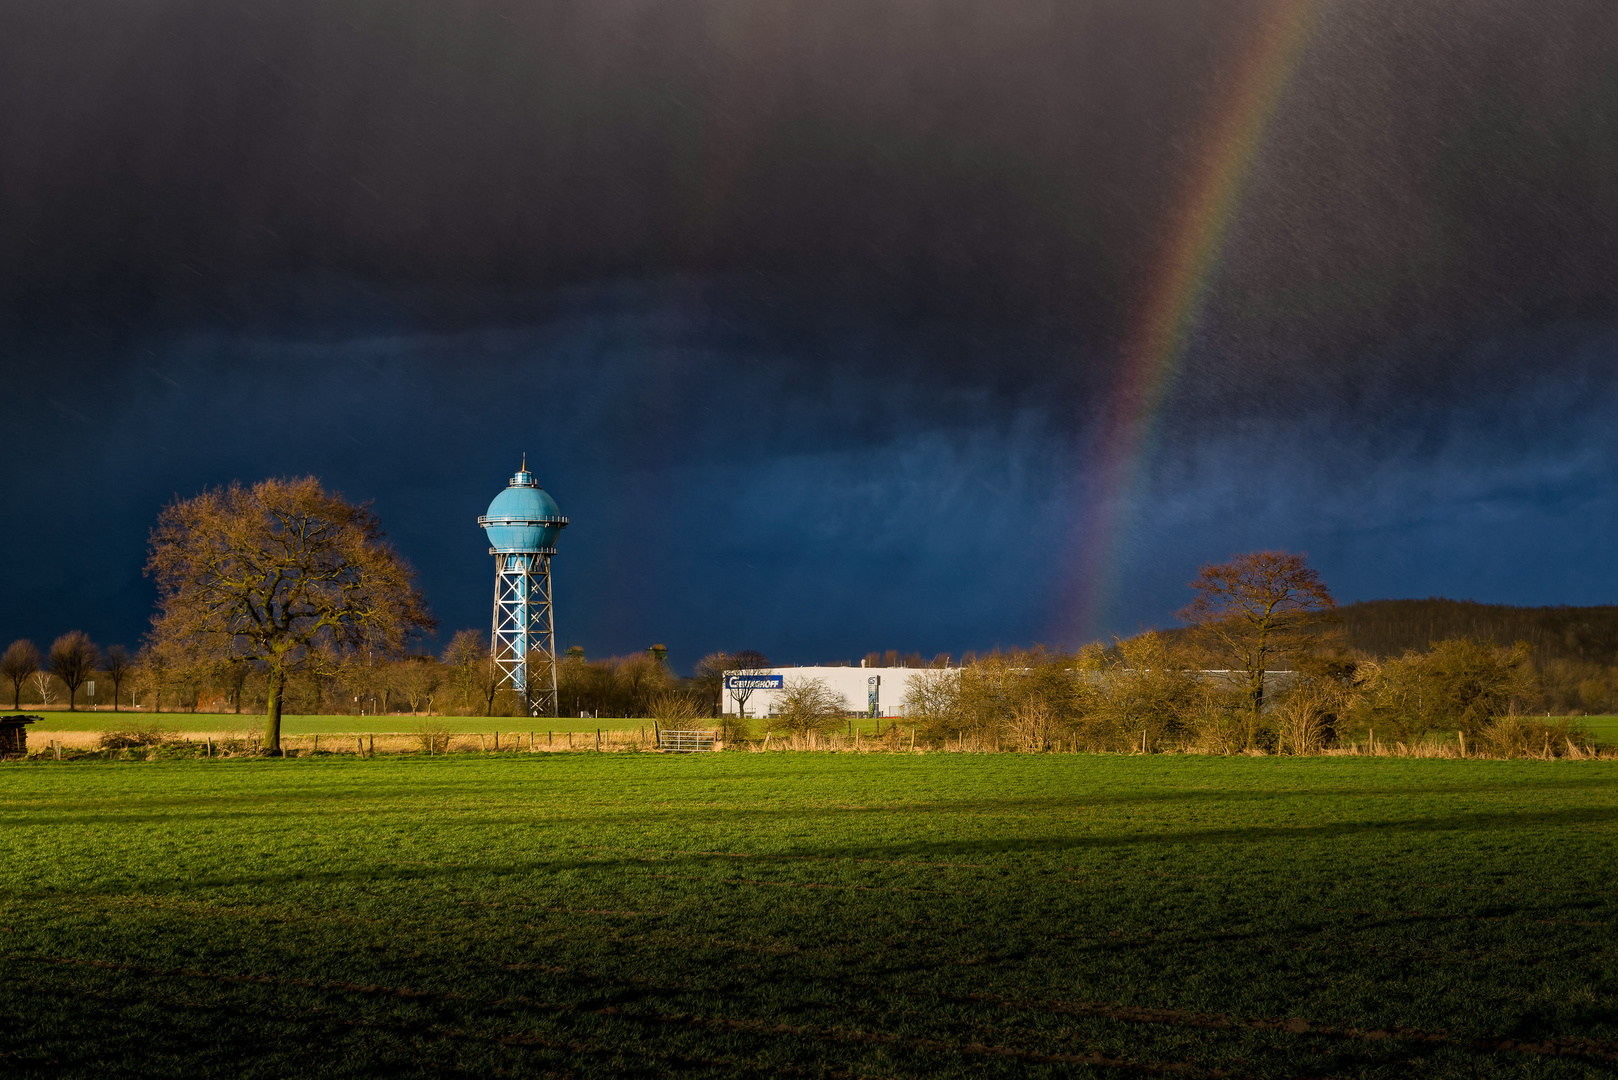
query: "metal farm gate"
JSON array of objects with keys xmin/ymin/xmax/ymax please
[{"xmin": 658, "ymin": 729, "xmax": 717, "ymax": 752}]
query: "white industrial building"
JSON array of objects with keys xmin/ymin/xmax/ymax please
[
  {"xmin": 721, "ymin": 665, "xmax": 945, "ymax": 719},
  {"xmin": 719, "ymin": 665, "xmax": 1301, "ymax": 720}
]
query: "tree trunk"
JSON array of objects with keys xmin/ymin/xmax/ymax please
[
  {"xmin": 264, "ymin": 666, "xmax": 286, "ymax": 755},
  {"xmin": 68, "ymin": 685, "xmax": 77, "ymax": 711},
  {"xmin": 1247, "ymin": 633, "xmax": 1269, "ymax": 750}
]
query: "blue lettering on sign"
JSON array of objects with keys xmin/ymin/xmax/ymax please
[{"xmin": 725, "ymin": 675, "xmax": 783, "ymax": 690}]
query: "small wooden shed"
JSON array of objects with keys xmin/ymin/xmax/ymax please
[{"xmin": 0, "ymin": 715, "xmax": 41, "ymax": 757}]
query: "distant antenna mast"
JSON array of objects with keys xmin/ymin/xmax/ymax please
[{"xmin": 477, "ymin": 460, "xmax": 568, "ymax": 716}]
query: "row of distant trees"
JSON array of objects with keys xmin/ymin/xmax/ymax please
[
  {"xmin": 734, "ymin": 552, "xmax": 1588, "ymax": 755},
  {"xmin": 880, "ymin": 632, "xmax": 1562, "ymax": 756},
  {"xmin": 12, "ymin": 474, "xmax": 1602, "ymax": 758},
  {"xmin": 0, "ymin": 629, "xmax": 718, "ymax": 721},
  {"xmin": 121, "ymin": 477, "xmax": 778, "ymax": 747},
  {"xmin": 1, "ymin": 633, "xmax": 131, "ymax": 711}
]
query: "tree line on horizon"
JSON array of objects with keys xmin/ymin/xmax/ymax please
[
  {"xmin": 4, "ymin": 475, "xmax": 1613, "ymax": 758},
  {"xmin": 726, "ymin": 556, "xmax": 1605, "ymax": 757}
]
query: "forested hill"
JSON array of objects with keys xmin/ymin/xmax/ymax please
[{"xmin": 1337, "ymin": 598, "xmax": 1618, "ymax": 664}]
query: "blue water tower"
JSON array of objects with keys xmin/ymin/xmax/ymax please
[{"xmin": 478, "ymin": 458, "xmax": 568, "ymax": 716}]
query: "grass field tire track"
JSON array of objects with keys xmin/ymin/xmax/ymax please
[{"xmin": 2, "ymin": 754, "xmax": 1615, "ymax": 1077}]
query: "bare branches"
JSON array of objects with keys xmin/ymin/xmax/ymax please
[
  {"xmin": 1176, "ymin": 551, "xmax": 1336, "ymax": 749},
  {"xmin": 725, "ymin": 650, "xmax": 771, "ymax": 719},
  {"xmin": 47, "ymin": 631, "xmax": 99, "ymax": 711},
  {"xmin": 145, "ymin": 476, "xmax": 435, "ymax": 752},
  {"xmin": 1, "ymin": 640, "xmax": 40, "ymax": 710},
  {"xmin": 772, "ymin": 676, "xmax": 849, "ymax": 737},
  {"xmin": 692, "ymin": 652, "xmax": 734, "ymax": 718}
]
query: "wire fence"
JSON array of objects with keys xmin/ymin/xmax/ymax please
[{"xmin": 9, "ymin": 723, "xmax": 1616, "ymax": 761}]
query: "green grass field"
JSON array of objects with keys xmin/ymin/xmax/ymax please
[
  {"xmin": 2, "ymin": 754, "xmax": 1616, "ymax": 1078},
  {"xmin": 1582, "ymin": 715, "xmax": 1618, "ymax": 744}
]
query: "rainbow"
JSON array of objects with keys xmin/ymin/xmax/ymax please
[{"xmin": 1068, "ymin": 0, "xmax": 1319, "ymax": 640}]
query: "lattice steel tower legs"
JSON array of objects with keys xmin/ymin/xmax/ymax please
[
  {"xmin": 490, "ymin": 552, "xmax": 557, "ymax": 717},
  {"xmin": 479, "ymin": 461, "xmax": 567, "ymax": 719}
]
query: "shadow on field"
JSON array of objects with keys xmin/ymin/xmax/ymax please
[
  {"xmin": 13, "ymin": 804, "xmax": 1617, "ymax": 903},
  {"xmin": 8, "ymin": 771, "xmax": 1616, "ymax": 831},
  {"xmin": 811, "ymin": 804, "xmax": 1618, "ymax": 860}
]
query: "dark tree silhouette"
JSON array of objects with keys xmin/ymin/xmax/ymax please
[
  {"xmin": 725, "ymin": 649, "xmax": 773, "ymax": 720},
  {"xmin": 692, "ymin": 651, "xmax": 735, "ymax": 718},
  {"xmin": 1, "ymin": 639, "xmax": 40, "ymax": 710},
  {"xmin": 103, "ymin": 644, "xmax": 133, "ymax": 712},
  {"xmin": 48, "ymin": 631, "xmax": 100, "ymax": 711}
]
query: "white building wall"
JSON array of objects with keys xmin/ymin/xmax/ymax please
[{"xmin": 721, "ymin": 666, "xmax": 945, "ymax": 718}]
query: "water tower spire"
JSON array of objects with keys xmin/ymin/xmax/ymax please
[{"xmin": 477, "ymin": 460, "xmax": 568, "ymax": 716}]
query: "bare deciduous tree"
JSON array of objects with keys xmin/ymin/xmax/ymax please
[
  {"xmin": 725, "ymin": 649, "xmax": 771, "ymax": 720},
  {"xmin": 221, "ymin": 659, "xmax": 251, "ymax": 714},
  {"xmin": 103, "ymin": 644, "xmax": 133, "ymax": 712},
  {"xmin": 692, "ymin": 651, "xmax": 734, "ymax": 717},
  {"xmin": 135, "ymin": 645, "xmax": 169, "ymax": 712},
  {"xmin": 1177, "ymin": 551, "xmax": 1335, "ymax": 750},
  {"xmin": 48, "ymin": 631, "xmax": 100, "ymax": 711},
  {"xmin": 649, "ymin": 689, "xmax": 704, "ymax": 731},
  {"xmin": 1347, "ymin": 638, "xmax": 1535, "ymax": 742},
  {"xmin": 1, "ymin": 639, "xmax": 40, "ymax": 709},
  {"xmin": 901, "ymin": 667, "xmax": 961, "ymax": 731},
  {"xmin": 1084, "ymin": 632, "xmax": 1202, "ymax": 752},
  {"xmin": 772, "ymin": 676, "xmax": 849, "ymax": 737},
  {"xmin": 341, "ymin": 650, "xmax": 388, "ymax": 715},
  {"xmin": 614, "ymin": 654, "xmax": 669, "ymax": 717},
  {"xmin": 945, "ymin": 648, "xmax": 1086, "ymax": 747},
  {"xmin": 394, "ymin": 656, "xmax": 444, "ymax": 715},
  {"xmin": 145, "ymin": 476, "xmax": 435, "ymax": 753},
  {"xmin": 441, "ymin": 630, "xmax": 493, "ymax": 714},
  {"xmin": 556, "ymin": 645, "xmax": 590, "ymax": 718}
]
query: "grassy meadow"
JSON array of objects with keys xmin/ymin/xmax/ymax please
[
  {"xmin": 1581, "ymin": 714, "xmax": 1618, "ymax": 744},
  {"xmin": 2, "ymin": 752, "xmax": 1616, "ymax": 1078}
]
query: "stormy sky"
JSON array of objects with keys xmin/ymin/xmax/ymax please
[{"xmin": 3, "ymin": 0, "xmax": 1616, "ymax": 670}]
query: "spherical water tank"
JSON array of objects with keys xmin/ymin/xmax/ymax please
[{"xmin": 478, "ymin": 467, "xmax": 568, "ymax": 553}]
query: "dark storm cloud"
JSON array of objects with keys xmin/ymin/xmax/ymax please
[
  {"xmin": 2, "ymin": 0, "xmax": 1616, "ymax": 659},
  {"xmin": 6, "ymin": 1, "xmax": 1616, "ymax": 366}
]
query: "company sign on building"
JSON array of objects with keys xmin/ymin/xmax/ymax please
[{"xmin": 724, "ymin": 674, "xmax": 784, "ymax": 690}]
